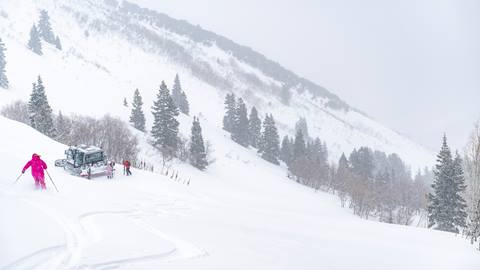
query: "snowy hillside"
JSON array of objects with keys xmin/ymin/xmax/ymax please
[
  {"xmin": 1, "ymin": 116, "xmax": 478, "ymax": 269},
  {"xmin": 0, "ymin": 0, "xmax": 434, "ymax": 167}
]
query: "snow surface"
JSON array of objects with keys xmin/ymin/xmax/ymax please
[{"xmin": 0, "ymin": 116, "xmax": 478, "ymax": 270}]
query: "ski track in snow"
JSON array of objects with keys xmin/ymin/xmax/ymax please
[{"xmin": 0, "ymin": 187, "xmax": 208, "ymax": 270}]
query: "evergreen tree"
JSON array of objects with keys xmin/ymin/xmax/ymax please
[
  {"xmin": 428, "ymin": 135, "xmax": 467, "ymax": 233},
  {"xmin": 259, "ymin": 114, "xmax": 280, "ymax": 165},
  {"xmin": 28, "ymin": 24, "xmax": 42, "ymax": 55},
  {"xmin": 55, "ymin": 110, "xmax": 71, "ymax": 142},
  {"xmin": 280, "ymin": 135, "xmax": 293, "ymax": 165},
  {"xmin": 231, "ymin": 98, "xmax": 250, "ymax": 147},
  {"xmin": 295, "ymin": 117, "xmax": 309, "ymax": 141},
  {"xmin": 289, "ymin": 129, "xmax": 309, "ymax": 180},
  {"xmin": 28, "ymin": 76, "xmax": 55, "ymax": 137},
  {"xmin": 0, "ymin": 37, "xmax": 8, "ymax": 89},
  {"xmin": 452, "ymin": 152, "xmax": 468, "ymax": 228},
  {"xmin": 293, "ymin": 129, "xmax": 307, "ymax": 160},
  {"xmin": 129, "ymin": 89, "xmax": 146, "ymax": 132},
  {"xmin": 179, "ymin": 91, "xmax": 190, "ymax": 115},
  {"xmin": 335, "ymin": 153, "xmax": 351, "ymax": 206},
  {"xmin": 189, "ymin": 116, "xmax": 208, "ymax": 170},
  {"xmin": 171, "ymin": 74, "xmax": 189, "ymax": 115},
  {"xmin": 54, "ymin": 35, "xmax": 62, "ymax": 50},
  {"xmin": 248, "ymin": 106, "xmax": 262, "ymax": 148},
  {"xmin": 222, "ymin": 93, "xmax": 236, "ymax": 132},
  {"xmin": 151, "ymin": 81, "xmax": 179, "ymax": 155},
  {"xmin": 38, "ymin": 10, "xmax": 56, "ymax": 44}
]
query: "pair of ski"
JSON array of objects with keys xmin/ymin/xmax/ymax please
[{"xmin": 13, "ymin": 170, "xmax": 59, "ymax": 192}]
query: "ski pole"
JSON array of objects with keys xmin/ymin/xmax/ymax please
[
  {"xmin": 45, "ymin": 170, "xmax": 59, "ymax": 192},
  {"xmin": 13, "ymin": 173, "xmax": 23, "ymax": 184}
]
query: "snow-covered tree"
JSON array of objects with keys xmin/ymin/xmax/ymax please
[
  {"xmin": 171, "ymin": 74, "xmax": 189, "ymax": 115},
  {"xmin": 38, "ymin": 10, "xmax": 56, "ymax": 44},
  {"xmin": 452, "ymin": 152, "xmax": 468, "ymax": 228},
  {"xmin": 151, "ymin": 81, "xmax": 179, "ymax": 155},
  {"xmin": 248, "ymin": 106, "xmax": 262, "ymax": 148},
  {"xmin": 295, "ymin": 117, "xmax": 309, "ymax": 142},
  {"xmin": 428, "ymin": 135, "xmax": 467, "ymax": 233},
  {"xmin": 0, "ymin": 37, "xmax": 8, "ymax": 89},
  {"xmin": 28, "ymin": 24, "xmax": 42, "ymax": 55},
  {"xmin": 129, "ymin": 89, "xmax": 146, "ymax": 132},
  {"xmin": 123, "ymin": 97, "xmax": 128, "ymax": 107},
  {"xmin": 335, "ymin": 153, "xmax": 351, "ymax": 207},
  {"xmin": 28, "ymin": 76, "xmax": 55, "ymax": 137},
  {"xmin": 231, "ymin": 98, "xmax": 250, "ymax": 147},
  {"xmin": 280, "ymin": 135, "xmax": 293, "ymax": 165},
  {"xmin": 222, "ymin": 93, "xmax": 236, "ymax": 132},
  {"xmin": 293, "ymin": 129, "xmax": 307, "ymax": 160},
  {"xmin": 55, "ymin": 110, "xmax": 72, "ymax": 142},
  {"xmin": 259, "ymin": 114, "xmax": 280, "ymax": 165},
  {"xmin": 54, "ymin": 35, "xmax": 62, "ymax": 50},
  {"xmin": 189, "ymin": 116, "xmax": 208, "ymax": 170}
]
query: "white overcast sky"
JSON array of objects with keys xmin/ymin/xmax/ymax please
[{"xmin": 132, "ymin": 0, "xmax": 480, "ymax": 151}]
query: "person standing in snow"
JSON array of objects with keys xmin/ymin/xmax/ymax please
[
  {"xmin": 106, "ymin": 161, "xmax": 114, "ymax": 179},
  {"xmin": 22, "ymin": 153, "xmax": 48, "ymax": 189},
  {"xmin": 123, "ymin": 160, "xmax": 132, "ymax": 176}
]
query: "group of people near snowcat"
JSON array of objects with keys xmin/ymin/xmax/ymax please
[{"xmin": 20, "ymin": 152, "xmax": 133, "ymax": 190}]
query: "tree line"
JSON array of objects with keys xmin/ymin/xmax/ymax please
[
  {"xmin": 222, "ymin": 92, "xmax": 431, "ymax": 226},
  {"xmin": 1, "ymin": 73, "xmax": 209, "ymax": 171}
]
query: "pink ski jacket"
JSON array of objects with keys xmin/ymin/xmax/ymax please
[{"xmin": 22, "ymin": 154, "xmax": 47, "ymax": 179}]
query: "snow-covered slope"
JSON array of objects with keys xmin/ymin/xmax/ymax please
[
  {"xmin": 0, "ymin": 0, "xmax": 433, "ymax": 167},
  {"xmin": 0, "ymin": 116, "xmax": 478, "ymax": 269}
]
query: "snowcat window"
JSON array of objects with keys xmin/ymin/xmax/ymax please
[{"xmin": 85, "ymin": 152, "xmax": 103, "ymax": 164}]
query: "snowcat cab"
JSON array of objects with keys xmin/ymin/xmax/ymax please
[{"xmin": 55, "ymin": 145, "xmax": 108, "ymax": 179}]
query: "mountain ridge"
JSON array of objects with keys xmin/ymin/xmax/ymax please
[{"xmin": 0, "ymin": 0, "xmax": 434, "ymax": 168}]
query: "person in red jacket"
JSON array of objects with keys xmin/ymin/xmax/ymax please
[
  {"xmin": 123, "ymin": 160, "xmax": 132, "ymax": 176},
  {"xmin": 22, "ymin": 153, "xmax": 48, "ymax": 189}
]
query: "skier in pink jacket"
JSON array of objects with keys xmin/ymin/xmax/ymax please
[{"xmin": 22, "ymin": 153, "xmax": 48, "ymax": 189}]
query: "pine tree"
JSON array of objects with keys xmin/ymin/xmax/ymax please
[
  {"xmin": 452, "ymin": 152, "xmax": 468, "ymax": 228},
  {"xmin": 171, "ymin": 74, "xmax": 189, "ymax": 115},
  {"xmin": 38, "ymin": 10, "xmax": 56, "ymax": 44},
  {"xmin": 55, "ymin": 110, "xmax": 71, "ymax": 142},
  {"xmin": 54, "ymin": 35, "xmax": 62, "ymax": 50},
  {"xmin": 222, "ymin": 93, "xmax": 236, "ymax": 132},
  {"xmin": 289, "ymin": 129, "xmax": 308, "ymax": 179},
  {"xmin": 295, "ymin": 117, "xmax": 309, "ymax": 141},
  {"xmin": 259, "ymin": 114, "xmax": 280, "ymax": 165},
  {"xmin": 428, "ymin": 135, "xmax": 467, "ymax": 233},
  {"xmin": 28, "ymin": 76, "xmax": 55, "ymax": 137},
  {"xmin": 151, "ymin": 81, "xmax": 180, "ymax": 155},
  {"xmin": 335, "ymin": 153, "xmax": 351, "ymax": 206},
  {"xmin": 231, "ymin": 98, "xmax": 250, "ymax": 147},
  {"xmin": 129, "ymin": 89, "xmax": 146, "ymax": 132},
  {"xmin": 280, "ymin": 135, "xmax": 293, "ymax": 165},
  {"xmin": 179, "ymin": 91, "xmax": 189, "ymax": 115},
  {"xmin": 28, "ymin": 24, "xmax": 42, "ymax": 55},
  {"xmin": 189, "ymin": 116, "xmax": 208, "ymax": 170},
  {"xmin": 248, "ymin": 106, "xmax": 262, "ymax": 148},
  {"xmin": 0, "ymin": 37, "xmax": 8, "ymax": 89},
  {"xmin": 293, "ymin": 129, "xmax": 307, "ymax": 160}
]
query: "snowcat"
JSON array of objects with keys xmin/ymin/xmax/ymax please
[{"xmin": 55, "ymin": 145, "xmax": 108, "ymax": 179}]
